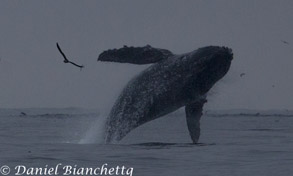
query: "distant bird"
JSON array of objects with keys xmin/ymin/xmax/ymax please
[
  {"xmin": 281, "ymin": 40, "xmax": 290, "ymax": 45},
  {"xmin": 20, "ymin": 112, "xmax": 27, "ymax": 116},
  {"xmin": 240, "ymin": 73, "xmax": 246, "ymax": 77},
  {"xmin": 56, "ymin": 43, "xmax": 84, "ymax": 69}
]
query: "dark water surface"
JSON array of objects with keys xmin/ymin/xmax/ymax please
[{"xmin": 0, "ymin": 109, "xmax": 293, "ymax": 176}]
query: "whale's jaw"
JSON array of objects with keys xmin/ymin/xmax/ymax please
[{"xmin": 188, "ymin": 46, "xmax": 233, "ymax": 95}]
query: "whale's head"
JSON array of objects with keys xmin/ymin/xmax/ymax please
[{"xmin": 189, "ymin": 46, "xmax": 233, "ymax": 94}]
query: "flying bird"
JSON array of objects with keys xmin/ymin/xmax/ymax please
[
  {"xmin": 20, "ymin": 112, "xmax": 27, "ymax": 116},
  {"xmin": 240, "ymin": 73, "xmax": 246, "ymax": 77},
  {"xmin": 56, "ymin": 43, "xmax": 84, "ymax": 69},
  {"xmin": 281, "ymin": 40, "xmax": 290, "ymax": 45}
]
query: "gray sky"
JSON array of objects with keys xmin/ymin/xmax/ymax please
[{"xmin": 0, "ymin": 0, "xmax": 293, "ymax": 110}]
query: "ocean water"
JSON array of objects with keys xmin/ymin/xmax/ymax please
[{"xmin": 0, "ymin": 108, "xmax": 293, "ymax": 176}]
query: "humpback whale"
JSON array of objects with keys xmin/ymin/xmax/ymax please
[{"xmin": 98, "ymin": 45, "xmax": 233, "ymax": 143}]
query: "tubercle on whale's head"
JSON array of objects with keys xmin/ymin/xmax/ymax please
[{"xmin": 190, "ymin": 46, "xmax": 233, "ymax": 94}]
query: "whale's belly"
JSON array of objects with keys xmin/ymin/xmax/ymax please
[
  {"xmin": 104, "ymin": 55, "xmax": 207, "ymax": 143},
  {"xmin": 106, "ymin": 61, "xmax": 200, "ymax": 140}
]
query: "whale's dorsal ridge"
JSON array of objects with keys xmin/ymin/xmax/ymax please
[{"xmin": 98, "ymin": 45, "xmax": 174, "ymax": 65}]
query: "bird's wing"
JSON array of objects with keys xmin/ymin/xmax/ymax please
[
  {"xmin": 68, "ymin": 61, "xmax": 84, "ymax": 68},
  {"xmin": 98, "ymin": 45, "xmax": 174, "ymax": 65},
  {"xmin": 56, "ymin": 43, "xmax": 69, "ymax": 62}
]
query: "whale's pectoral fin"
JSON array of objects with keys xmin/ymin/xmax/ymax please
[
  {"xmin": 98, "ymin": 45, "xmax": 174, "ymax": 65},
  {"xmin": 185, "ymin": 98, "xmax": 207, "ymax": 143}
]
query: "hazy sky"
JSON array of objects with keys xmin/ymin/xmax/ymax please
[{"xmin": 0, "ymin": 0, "xmax": 293, "ymax": 110}]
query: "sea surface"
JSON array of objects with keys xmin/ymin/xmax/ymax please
[{"xmin": 0, "ymin": 108, "xmax": 293, "ymax": 176}]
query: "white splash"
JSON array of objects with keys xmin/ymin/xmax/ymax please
[{"xmin": 79, "ymin": 113, "xmax": 107, "ymax": 144}]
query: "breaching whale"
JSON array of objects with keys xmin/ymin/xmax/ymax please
[{"xmin": 98, "ymin": 45, "xmax": 233, "ymax": 143}]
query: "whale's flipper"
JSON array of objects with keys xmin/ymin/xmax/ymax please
[
  {"xmin": 185, "ymin": 98, "xmax": 207, "ymax": 143},
  {"xmin": 98, "ymin": 45, "xmax": 174, "ymax": 65}
]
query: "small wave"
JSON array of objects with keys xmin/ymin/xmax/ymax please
[
  {"xmin": 17, "ymin": 113, "xmax": 97, "ymax": 119},
  {"xmin": 26, "ymin": 156, "xmax": 60, "ymax": 161},
  {"xmin": 206, "ymin": 113, "xmax": 293, "ymax": 117},
  {"xmin": 131, "ymin": 142, "xmax": 216, "ymax": 148},
  {"xmin": 245, "ymin": 128, "xmax": 287, "ymax": 132}
]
